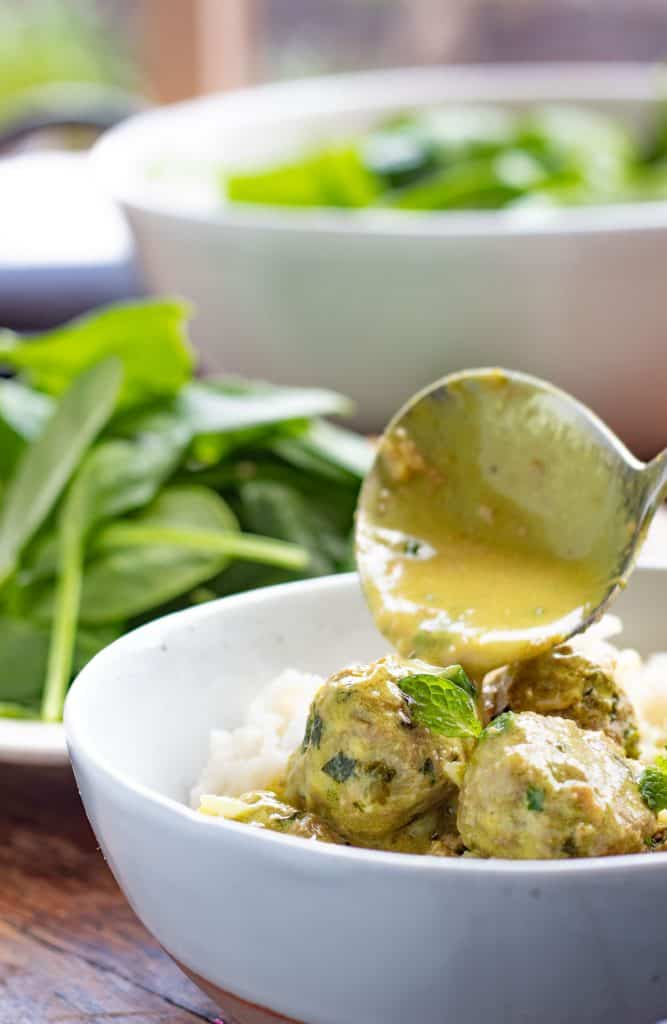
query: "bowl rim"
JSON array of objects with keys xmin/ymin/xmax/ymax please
[
  {"xmin": 92, "ymin": 61, "xmax": 667, "ymax": 240},
  {"xmin": 65, "ymin": 568, "xmax": 667, "ymax": 879}
]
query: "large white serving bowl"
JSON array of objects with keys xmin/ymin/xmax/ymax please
[
  {"xmin": 92, "ymin": 63, "xmax": 667, "ymax": 449},
  {"xmin": 65, "ymin": 569, "xmax": 667, "ymax": 1024}
]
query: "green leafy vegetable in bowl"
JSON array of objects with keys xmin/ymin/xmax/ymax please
[
  {"xmin": 639, "ymin": 754, "xmax": 667, "ymax": 813},
  {"xmin": 224, "ymin": 103, "xmax": 667, "ymax": 212},
  {"xmin": 0, "ymin": 299, "xmax": 373, "ymax": 722}
]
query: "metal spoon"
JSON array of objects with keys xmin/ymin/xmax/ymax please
[{"xmin": 356, "ymin": 368, "xmax": 666, "ymax": 679}]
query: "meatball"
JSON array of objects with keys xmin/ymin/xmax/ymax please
[
  {"xmin": 482, "ymin": 642, "xmax": 640, "ymax": 758},
  {"xmin": 457, "ymin": 711, "xmax": 655, "ymax": 859},
  {"xmin": 284, "ymin": 655, "xmax": 472, "ymax": 842},
  {"xmin": 377, "ymin": 800, "xmax": 465, "ymax": 857}
]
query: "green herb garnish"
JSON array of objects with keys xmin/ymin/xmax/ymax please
[
  {"xmin": 525, "ymin": 785, "xmax": 545, "ymax": 812},
  {"xmin": 322, "ymin": 752, "xmax": 356, "ymax": 783},
  {"xmin": 398, "ymin": 666, "xmax": 481, "ymax": 739},
  {"xmin": 483, "ymin": 711, "xmax": 515, "ymax": 738},
  {"xmin": 302, "ymin": 710, "xmax": 324, "ymax": 752},
  {"xmin": 639, "ymin": 756, "xmax": 667, "ymax": 813}
]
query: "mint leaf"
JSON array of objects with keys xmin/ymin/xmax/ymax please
[
  {"xmin": 399, "ymin": 667, "xmax": 481, "ymax": 739},
  {"xmin": 639, "ymin": 756, "xmax": 667, "ymax": 813}
]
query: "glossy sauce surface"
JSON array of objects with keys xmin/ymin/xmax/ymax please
[{"xmin": 357, "ymin": 372, "xmax": 630, "ymax": 678}]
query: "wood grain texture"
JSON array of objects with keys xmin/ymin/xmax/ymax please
[{"xmin": 0, "ymin": 764, "xmax": 221, "ymax": 1024}]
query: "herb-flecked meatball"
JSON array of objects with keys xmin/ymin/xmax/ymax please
[
  {"xmin": 284, "ymin": 655, "xmax": 472, "ymax": 841},
  {"xmin": 457, "ymin": 711, "xmax": 655, "ymax": 859},
  {"xmin": 482, "ymin": 642, "xmax": 640, "ymax": 757}
]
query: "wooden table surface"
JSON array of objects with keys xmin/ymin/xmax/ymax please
[{"xmin": 0, "ymin": 763, "xmax": 222, "ymax": 1024}]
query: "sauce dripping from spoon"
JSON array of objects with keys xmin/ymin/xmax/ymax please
[{"xmin": 356, "ymin": 369, "xmax": 666, "ymax": 679}]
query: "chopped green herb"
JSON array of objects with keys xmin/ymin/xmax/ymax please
[
  {"xmin": 403, "ymin": 539, "xmax": 421, "ymax": 556},
  {"xmin": 484, "ymin": 711, "xmax": 515, "ymax": 738},
  {"xmin": 302, "ymin": 709, "xmax": 324, "ymax": 751},
  {"xmin": 420, "ymin": 757, "xmax": 435, "ymax": 777},
  {"xmin": 399, "ymin": 666, "xmax": 481, "ymax": 739},
  {"xmin": 310, "ymin": 712, "xmax": 324, "ymax": 748},
  {"xmin": 322, "ymin": 751, "xmax": 356, "ymax": 783},
  {"xmin": 526, "ymin": 785, "xmax": 545, "ymax": 812},
  {"xmin": 562, "ymin": 836, "xmax": 578, "ymax": 858},
  {"xmin": 364, "ymin": 761, "xmax": 396, "ymax": 784},
  {"xmin": 639, "ymin": 756, "xmax": 667, "ymax": 813}
]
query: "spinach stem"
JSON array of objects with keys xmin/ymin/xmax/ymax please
[
  {"xmin": 96, "ymin": 523, "xmax": 309, "ymax": 571},
  {"xmin": 41, "ymin": 533, "xmax": 83, "ymax": 722}
]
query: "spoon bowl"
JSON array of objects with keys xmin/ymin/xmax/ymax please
[{"xmin": 356, "ymin": 368, "xmax": 667, "ymax": 679}]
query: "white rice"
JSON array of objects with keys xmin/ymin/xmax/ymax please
[
  {"xmin": 192, "ymin": 616, "xmax": 667, "ymax": 810},
  {"xmin": 190, "ymin": 668, "xmax": 322, "ymax": 808}
]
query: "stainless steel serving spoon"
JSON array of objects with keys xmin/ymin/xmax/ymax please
[{"xmin": 356, "ymin": 368, "xmax": 666, "ymax": 678}]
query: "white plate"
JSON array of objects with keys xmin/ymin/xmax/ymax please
[
  {"xmin": 0, "ymin": 718, "xmax": 68, "ymax": 766},
  {"xmin": 6, "ymin": 509, "xmax": 667, "ymax": 767},
  {"xmin": 0, "ymin": 152, "xmax": 138, "ymax": 328}
]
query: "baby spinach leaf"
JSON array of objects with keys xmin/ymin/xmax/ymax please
[
  {"xmin": 74, "ymin": 624, "xmax": 124, "ymax": 669},
  {"xmin": 291, "ymin": 420, "xmax": 374, "ymax": 479},
  {"xmin": 399, "ymin": 667, "xmax": 482, "ymax": 739},
  {"xmin": 238, "ymin": 479, "xmax": 337, "ymax": 577},
  {"xmin": 0, "ymin": 299, "xmax": 193, "ymax": 410},
  {"xmin": 0, "ymin": 615, "xmax": 52, "ymax": 704},
  {"xmin": 380, "ymin": 157, "xmax": 518, "ymax": 211},
  {"xmin": 0, "ymin": 615, "xmax": 120, "ymax": 706},
  {"xmin": 74, "ymin": 485, "xmax": 256, "ymax": 623},
  {"xmin": 639, "ymin": 756, "xmax": 667, "ymax": 813},
  {"xmin": 0, "ymin": 358, "xmax": 122, "ymax": 587},
  {"xmin": 0, "ymin": 380, "xmax": 53, "ymax": 479},
  {"xmin": 41, "ymin": 410, "xmax": 182, "ymax": 721},
  {"xmin": 95, "ymin": 522, "xmax": 308, "ymax": 571},
  {"xmin": 61, "ymin": 411, "xmax": 190, "ymax": 527},
  {"xmin": 0, "ymin": 702, "xmax": 39, "ymax": 719},
  {"xmin": 177, "ymin": 379, "xmax": 352, "ymax": 436},
  {"xmin": 270, "ymin": 435, "xmax": 359, "ymax": 486},
  {"xmin": 226, "ymin": 145, "xmax": 380, "ymax": 208}
]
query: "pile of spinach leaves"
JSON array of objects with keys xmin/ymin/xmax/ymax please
[
  {"xmin": 224, "ymin": 103, "xmax": 667, "ymax": 211},
  {"xmin": 0, "ymin": 299, "xmax": 372, "ymax": 722}
]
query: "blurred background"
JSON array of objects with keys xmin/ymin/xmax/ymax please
[
  {"xmin": 4, "ymin": 0, "xmax": 667, "ymax": 331},
  {"xmin": 2, "ymin": 0, "xmax": 667, "ymax": 449}
]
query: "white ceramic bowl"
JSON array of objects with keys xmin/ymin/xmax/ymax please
[
  {"xmin": 66, "ymin": 569, "xmax": 667, "ymax": 1024},
  {"xmin": 92, "ymin": 63, "xmax": 667, "ymax": 449}
]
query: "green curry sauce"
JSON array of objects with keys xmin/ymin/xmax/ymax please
[{"xmin": 356, "ymin": 371, "xmax": 630, "ymax": 679}]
